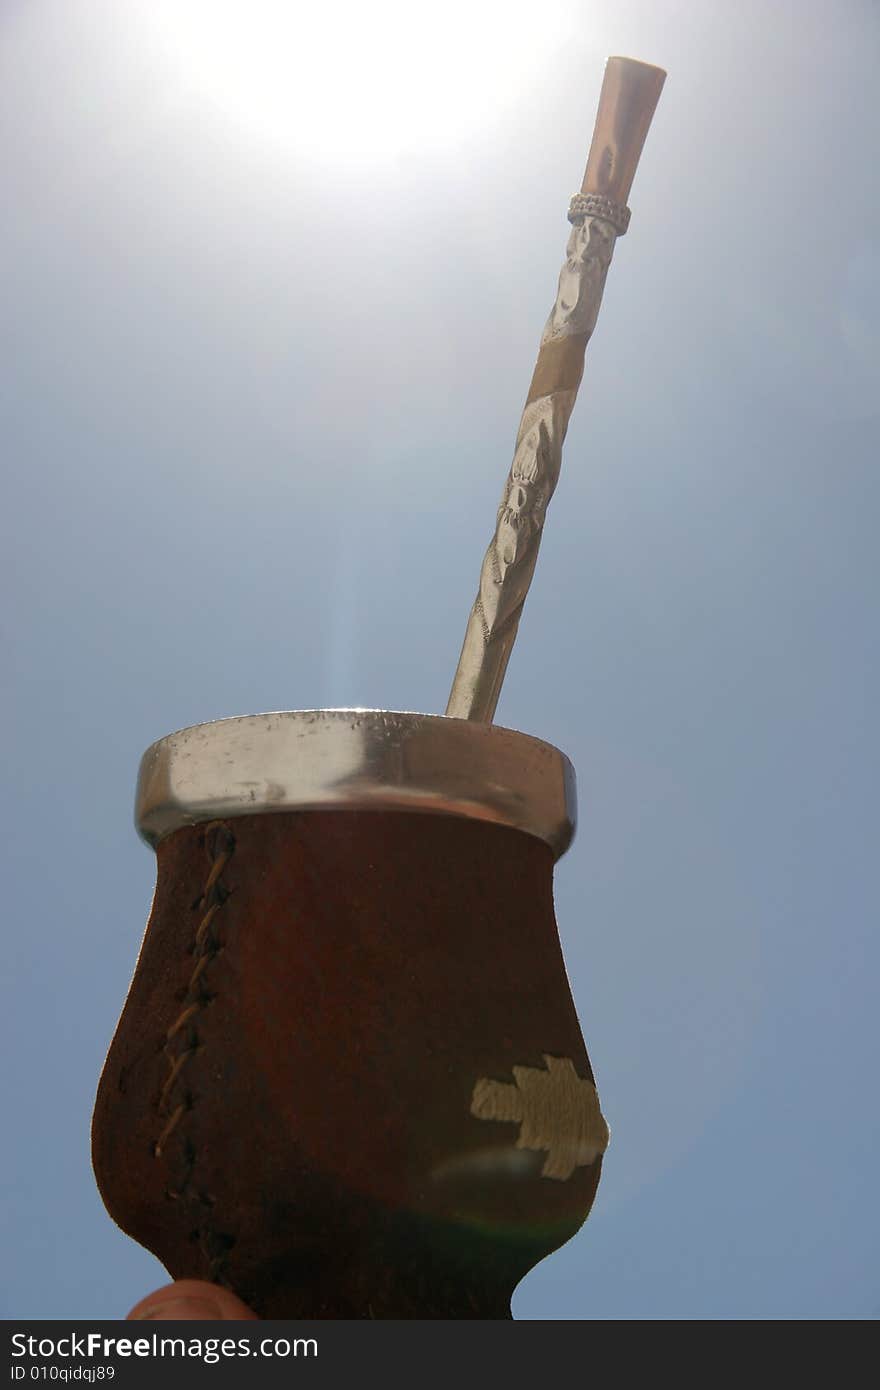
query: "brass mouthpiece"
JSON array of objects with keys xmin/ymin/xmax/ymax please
[{"xmin": 581, "ymin": 56, "xmax": 666, "ymax": 207}]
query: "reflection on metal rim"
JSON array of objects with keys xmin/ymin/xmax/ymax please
[{"xmin": 135, "ymin": 709, "xmax": 577, "ymax": 859}]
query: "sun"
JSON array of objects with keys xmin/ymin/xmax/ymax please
[{"xmin": 143, "ymin": 0, "xmax": 572, "ymax": 164}]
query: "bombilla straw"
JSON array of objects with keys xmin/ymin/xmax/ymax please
[{"xmin": 445, "ymin": 56, "xmax": 665, "ymax": 724}]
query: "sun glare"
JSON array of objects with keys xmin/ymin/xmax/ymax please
[{"xmin": 145, "ymin": 0, "xmax": 572, "ymax": 163}]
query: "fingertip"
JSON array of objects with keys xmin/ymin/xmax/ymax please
[{"xmin": 127, "ymin": 1279, "xmax": 259, "ymax": 1321}]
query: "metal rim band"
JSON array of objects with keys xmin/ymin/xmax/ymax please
[
  {"xmin": 135, "ymin": 709, "xmax": 577, "ymax": 860},
  {"xmin": 567, "ymin": 192, "xmax": 631, "ymax": 235}
]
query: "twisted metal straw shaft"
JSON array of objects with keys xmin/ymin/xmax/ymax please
[{"xmin": 445, "ymin": 209, "xmax": 619, "ymax": 722}]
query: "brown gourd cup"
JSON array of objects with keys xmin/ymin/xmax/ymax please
[{"xmin": 92, "ymin": 709, "xmax": 608, "ymax": 1318}]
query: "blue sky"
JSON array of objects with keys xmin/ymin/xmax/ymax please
[{"xmin": 2, "ymin": 0, "xmax": 878, "ymax": 1319}]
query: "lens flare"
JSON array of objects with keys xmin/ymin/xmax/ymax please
[{"xmin": 144, "ymin": 0, "xmax": 571, "ymax": 163}]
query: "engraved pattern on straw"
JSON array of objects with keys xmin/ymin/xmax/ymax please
[{"xmin": 445, "ymin": 210, "xmax": 619, "ymax": 722}]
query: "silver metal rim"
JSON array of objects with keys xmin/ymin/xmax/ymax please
[{"xmin": 135, "ymin": 709, "xmax": 577, "ymax": 859}]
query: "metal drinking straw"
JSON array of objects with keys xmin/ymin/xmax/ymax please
[{"xmin": 446, "ymin": 57, "xmax": 665, "ymax": 724}]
